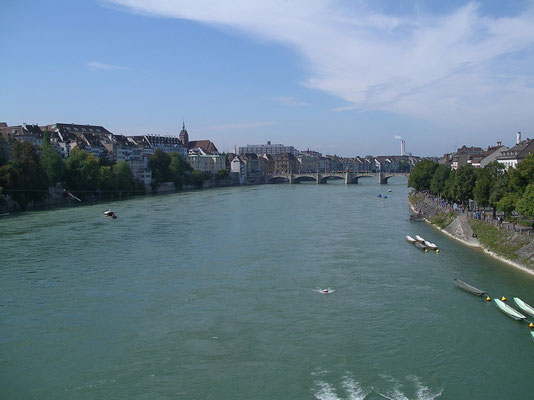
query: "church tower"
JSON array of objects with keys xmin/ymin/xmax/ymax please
[{"xmin": 179, "ymin": 121, "xmax": 189, "ymax": 147}]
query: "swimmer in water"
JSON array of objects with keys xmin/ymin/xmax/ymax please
[{"xmin": 322, "ymin": 289, "xmax": 329, "ymax": 293}]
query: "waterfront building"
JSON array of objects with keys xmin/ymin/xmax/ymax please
[
  {"xmin": 274, "ymin": 153, "xmax": 297, "ymax": 174},
  {"xmin": 0, "ymin": 123, "xmax": 44, "ymax": 148},
  {"xmin": 239, "ymin": 141, "xmax": 298, "ymax": 156},
  {"xmin": 450, "ymin": 145, "xmax": 484, "ymax": 169},
  {"xmin": 107, "ymin": 135, "xmax": 153, "ymax": 185},
  {"xmin": 178, "ymin": 122, "xmax": 219, "ymax": 155},
  {"xmin": 43, "ymin": 123, "xmax": 113, "ymax": 159},
  {"xmin": 143, "ymin": 134, "xmax": 187, "ymax": 157},
  {"xmin": 259, "ymin": 154, "xmax": 275, "ymax": 175},
  {"xmin": 186, "ymin": 154, "xmax": 226, "ymax": 173},
  {"xmin": 296, "ymin": 154, "xmax": 319, "ymax": 173},
  {"xmin": 497, "ymin": 137, "xmax": 534, "ymax": 169},
  {"xmin": 472, "ymin": 142, "xmax": 508, "ymax": 168}
]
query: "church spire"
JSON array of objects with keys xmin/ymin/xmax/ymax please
[{"xmin": 179, "ymin": 120, "xmax": 189, "ymax": 147}]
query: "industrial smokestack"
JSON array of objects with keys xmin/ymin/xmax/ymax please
[
  {"xmin": 401, "ymin": 140, "xmax": 406, "ymax": 156},
  {"xmin": 517, "ymin": 132, "xmax": 521, "ymax": 144}
]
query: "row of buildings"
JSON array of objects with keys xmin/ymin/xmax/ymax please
[
  {"xmin": 229, "ymin": 148, "xmax": 422, "ymax": 185},
  {"xmin": 0, "ymin": 122, "xmax": 223, "ymax": 185},
  {"xmin": 440, "ymin": 132, "xmax": 534, "ymax": 170}
]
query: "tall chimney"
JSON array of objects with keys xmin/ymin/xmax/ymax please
[
  {"xmin": 401, "ymin": 140, "xmax": 406, "ymax": 156},
  {"xmin": 517, "ymin": 131, "xmax": 521, "ymax": 144}
]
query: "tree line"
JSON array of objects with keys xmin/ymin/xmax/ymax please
[
  {"xmin": 408, "ymin": 155, "xmax": 534, "ymax": 219},
  {"xmin": 0, "ymin": 135, "xmax": 203, "ymax": 209}
]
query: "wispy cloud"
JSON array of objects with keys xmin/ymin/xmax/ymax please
[
  {"xmin": 107, "ymin": 1, "xmax": 534, "ymax": 130},
  {"xmin": 87, "ymin": 61, "xmax": 129, "ymax": 71},
  {"xmin": 205, "ymin": 121, "xmax": 275, "ymax": 131},
  {"xmin": 273, "ymin": 96, "xmax": 310, "ymax": 107}
]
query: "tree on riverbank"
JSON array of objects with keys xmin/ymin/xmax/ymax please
[{"xmin": 409, "ymin": 155, "xmax": 534, "ymax": 220}]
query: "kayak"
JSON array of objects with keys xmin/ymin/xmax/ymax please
[
  {"xmin": 453, "ymin": 279, "xmax": 486, "ymax": 296},
  {"xmin": 513, "ymin": 297, "xmax": 534, "ymax": 318},
  {"xmin": 406, "ymin": 235, "xmax": 416, "ymax": 244},
  {"xmin": 494, "ymin": 299, "xmax": 526, "ymax": 320}
]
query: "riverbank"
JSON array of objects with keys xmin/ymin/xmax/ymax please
[
  {"xmin": 0, "ymin": 177, "xmax": 239, "ymax": 214},
  {"xmin": 409, "ymin": 191, "xmax": 534, "ymax": 276}
]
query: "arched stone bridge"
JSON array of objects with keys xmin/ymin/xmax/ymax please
[{"xmin": 267, "ymin": 172, "xmax": 409, "ymax": 184}]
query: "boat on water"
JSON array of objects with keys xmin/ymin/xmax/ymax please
[
  {"xmin": 530, "ymin": 331, "xmax": 534, "ymax": 342},
  {"xmin": 406, "ymin": 235, "xmax": 416, "ymax": 244},
  {"xmin": 494, "ymin": 299, "xmax": 526, "ymax": 320},
  {"xmin": 424, "ymin": 240, "xmax": 438, "ymax": 250},
  {"xmin": 413, "ymin": 241, "xmax": 427, "ymax": 252},
  {"xmin": 104, "ymin": 209, "xmax": 118, "ymax": 219},
  {"xmin": 415, "ymin": 235, "xmax": 425, "ymax": 243},
  {"xmin": 453, "ymin": 279, "xmax": 486, "ymax": 296},
  {"xmin": 513, "ymin": 297, "xmax": 534, "ymax": 318}
]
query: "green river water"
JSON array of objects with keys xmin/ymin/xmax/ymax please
[{"xmin": 1, "ymin": 178, "xmax": 533, "ymax": 399}]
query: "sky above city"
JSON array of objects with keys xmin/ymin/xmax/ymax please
[{"xmin": 1, "ymin": 0, "xmax": 534, "ymax": 156}]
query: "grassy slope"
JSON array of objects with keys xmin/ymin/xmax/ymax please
[{"xmin": 470, "ymin": 220, "xmax": 530, "ymax": 263}]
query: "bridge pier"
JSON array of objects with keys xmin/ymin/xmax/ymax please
[{"xmin": 378, "ymin": 173, "xmax": 387, "ymax": 184}]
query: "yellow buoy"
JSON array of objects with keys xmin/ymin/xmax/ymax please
[
  {"xmin": 501, "ymin": 296, "xmax": 507, "ymax": 302},
  {"xmin": 436, "ymin": 249, "xmax": 440, "ymax": 253},
  {"xmin": 486, "ymin": 296, "xmax": 491, "ymax": 301},
  {"xmin": 529, "ymin": 322, "xmax": 534, "ymax": 329}
]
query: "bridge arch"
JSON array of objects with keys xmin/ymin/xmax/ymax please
[
  {"xmin": 268, "ymin": 176, "xmax": 289, "ymax": 184},
  {"xmin": 293, "ymin": 175, "xmax": 318, "ymax": 184},
  {"xmin": 348, "ymin": 174, "xmax": 374, "ymax": 184},
  {"xmin": 318, "ymin": 175, "xmax": 344, "ymax": 184}
]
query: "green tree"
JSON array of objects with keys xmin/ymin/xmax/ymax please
[
  {"xmin": 190, "ymin": 170, "xmax": 205, "ymax": 189},
  {"xmin": 430, "ymin": 164, "xmax": 450, "ymax": 196},
  {"xmin": 473, "ymin": 168, "xmax": 492, "ymax": 208},
  {"xmin": 99, "ymin": 166, "xmax": 118, "ymax": 198},
  {"xmin": 11, "ymin": 141, "xmax": 48, "ymax": 208},
  {"xmin": 454, "ymin": 165, "xmax": 476, "ymax": 203},
  {"xmin": 0, "ymin": 137, "xmax": 9, "ymax": 167},
  {"xmin": 497, "ymin": 193, "xmax": 517, "ymax": 219},
  {"xmin": 169, "ymin": 153, "xmax": 189, "ymax": 190},
  {"xmin": 114, "ymin": 161, "xmax": 133, "ymax": 193},
  {"xmin": 508, "ymin": 153, "xmax": 534, "ymax": 196},
  {"xmin": 442, "ymin": 169, "xmax": 457, "ymax": 200},
  {"xmin": 216, "ymin": 169, "xmax": 229, "ymax": 180},
  {"xmin": 149, "ymin": 149, "xmax": 173, "ymax": 190},
  {"xmin": 65, "ymin": 148, "xmax": 101, "ymax": 195},
  {"xmin": 408, "ymin": 160, "xmax": 437, "ymax": 191},
  {"xmin": 40, "ymin": 132, "xmax": 64, "ymax": 185},
  {"xmin": 516, "ymin": 183, "xmax": 534, "ymax": 219},
  {"xmin": 0, "ymin": 164, "xmax": 23, "ymax": 207}
]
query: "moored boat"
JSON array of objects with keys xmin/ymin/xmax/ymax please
[
  {"xmin": 415, "ymin": 235, "xmax": 425, "ymax": 243},
  {"xmin": 513, "ymin": 297, "xmax": 534, "ymax": 318},
  {"xmin": 104, "ymin": 209, "xmax": 118, "ymax": 219},
  {"xmin": 413, "ymin": 241, "xmax": 427, "ymax": 252},
  {"xmin": 424, "ymin": 240, "xmax": 438, "ymax": 250},
  {"xmin": 453, "ymin": 279, "xmax": 486, "ymax": 296},
  {"xmin": 494, "ymin": 299, "xmax": 526, "ymax": 320},
  {"xmin": 406, "ymin": 235, "xmax": 416, "ymax": 244}
]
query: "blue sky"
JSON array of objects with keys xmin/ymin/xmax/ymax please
[{"xmin": 1, "ymin": 0, "xmax": 534, "ymax": 156}]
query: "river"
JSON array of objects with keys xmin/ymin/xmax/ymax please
[{"xmin": 1, "ymin": 178, "xmax": 533, "ymax": 399}]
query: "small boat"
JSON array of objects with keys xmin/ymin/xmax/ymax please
[
  {"xmin": 104, "ymin": 209, "xmax": 118, "ymax": 219},
  {"xmin": 513, "ymin": 297, "xmax": 534, "ymax": 318},
  {"xmin": 453, "ymin": 279, "xmax": 486, "ymax": 296},
  {"xmin": 413, "ymin": 241, "xmax": 427, "ymax": 252},
  {"xmin": 424, "ymin": 240, "xmax": 438, "ymax": 250},
  {"xmin": 530, "ymin": 331, "xmax": 534, "ymax": 342},
  {"xmin": 494, "ymin": 299, "xmax": 526, "ymax": 320},
  {"xmin": 415, "ymin": 235, "xmax": 425, "ymax": 243},
  {"xmin": 406, "ymin": 235, "xmax": 416, "ymax": 244}
]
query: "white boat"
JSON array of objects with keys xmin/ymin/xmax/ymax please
[
  {"xmin": 424, "ymin": 240, "xmax": 438, "ymax": 250},
  {"xmin": 104, "ymin": 209, "xmax": 118, "ymax": 219},
  {"xmin": 513, "ymin": 297, "xmax": 534, "ymax": 318},
  {"xmin": 415, "ymin": 235, "xmax": 425, "ymax": 243},
  {"xmin": 406, "ymin": 235, "xmax": 416, "ymax": 244},
  {"xmin": 494, "ymin": 299, "xmax": 526, "ymax": 320}
]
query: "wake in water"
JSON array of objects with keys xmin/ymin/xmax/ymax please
[
  {"xmin": 312, "ymin": 373, "xmax": 442, "ymax": 400},
  {"xmin": 313, "ymin": 288, "xmax": 336, "ymax": 294}
]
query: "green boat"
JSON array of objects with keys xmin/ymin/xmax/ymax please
[
  {"xmin": 513, "ymin": 297, "xmax": 534, "ymax": 318},
  {"xmin": 494, "ymin": 299, "xmax": 526, "ymax": 320}
]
